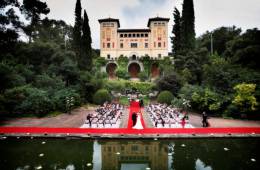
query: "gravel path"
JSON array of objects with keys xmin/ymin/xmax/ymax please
[{"xmin": 189, "ymin": 113, "xmax": 260, "ymax": 127}]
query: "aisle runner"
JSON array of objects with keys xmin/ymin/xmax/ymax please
[{"xmin": 127, "ymin": 101, "xmax": 146, "ymax": 129}]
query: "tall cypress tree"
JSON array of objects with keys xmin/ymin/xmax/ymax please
[
  {"xmin": 73, "ymin": 0, "xmax": 82, "ymax": 57},
  {"xmin": 171, "ymin": 7, "xmax": 181, "ymax": 55},
  {"xmin": 80, "ymin": 10, "xmax": 92, "ymax": 71},
  {"xmin": 181, "ymin": 0, "xmax": 195, "ymax": 51}
]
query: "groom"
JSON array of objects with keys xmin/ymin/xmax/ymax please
[{"xmin": 132, "ymin": 112, "xmax": 137, "ymax": 127}]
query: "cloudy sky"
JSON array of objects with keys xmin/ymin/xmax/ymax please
[{"xmin": 43, "ymin": 0, "xmax": 260, "ymax": 49}]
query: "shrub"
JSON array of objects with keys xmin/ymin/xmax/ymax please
[
  {"xmin": 4, "ymin": 85, "xmax": 54, "ymax": 116},
  {"xmin": 4, "ymin": 85, "xmax": 30, "ymax": 113},
  {"xmin": 138, "ymin": 71, "xmax": 148, "ymax": 82},
  {"xmin": 171, "ymin": 98, "xmax": 184, "ymax": 108},
  {"xmin": 232, "ymin": 83, "xmax": 258, "ymax": 113},
  {"xmin": 52, "ymin": 88, "xmax": 81, "ymax": 112},
  {"xmin": 125, "ymin": 81, "xmax": 155, "ymax": 94},
  {"xmin": 191, "ymin": 87, "xmax": 222, "ymax": 113},
  {"xmin": 18, "ymin": 88, "xmax": 53, "ymax": 116},
  {"xmin": 104, "ymin": 80, "xmax": 125, "ymax": 92},
  {"xmin": 156, "ymin": 72, "xmax": 182, "ymax": 96},
  {"xmin": 157, "ymin": 90, "xmax": 174, "ymax": 105},
  {"xmin": 93, "ymin": 89, "xmax": 111, "ymax": 105},
  {"xmin": 116, "ymin": 68, "xmax": 130, "ymax": 80}
]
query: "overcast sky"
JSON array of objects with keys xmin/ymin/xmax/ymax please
[{"xmin": 43, "ymin": 0, "xmax": 260, "ymax": 49}]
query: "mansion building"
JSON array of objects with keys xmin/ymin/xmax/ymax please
[
  {"xmin": 99, "ymin": 17, "xmax": 169, "ymax": 59},
  {"xmin": 98, "ymin": 17, "xmax": 170, "ymax": 78}
]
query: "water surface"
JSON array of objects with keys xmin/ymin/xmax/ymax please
[{"xmin": 0, "ymin": 137, "xmax": 259, "ymax": 170}]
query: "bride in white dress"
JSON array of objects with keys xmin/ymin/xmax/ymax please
[{"xmin": 132, "ymin": 113, "xmax": 144, "ymax": 129}]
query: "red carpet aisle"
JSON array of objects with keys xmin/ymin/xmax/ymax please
[{"xmin": 127, "ymin": 101, "xmax": 146, "ymax": 129}]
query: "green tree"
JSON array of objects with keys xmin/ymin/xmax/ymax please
[
  {"xmin": 225, "ymin": 28, "xmax": 260, "ymax": 70},
  {"xmin": 21, "ymin": 0, "xmax": 50, "ymax": 42},
  {"xmin": 181, "ymin": 0, "xmax": 195, "ymax": 51},
  {"xmin": 232, "ymin": 83, "xmax": 258, "ymax": 113},
  {"xmin": 72, "ymin": 0, "xmax": 82, "ymax": 56},
  {"xmin": 197, "ymin": 26, "xmax": 241, "ymax": 55},
  {"xmin": 0, "ymin": 0, "xmax": 21, "ymax": 55},
  {"xmin": 157, "ymin": 90, "xmax": 174, "ymax": 105},
  {"xmin": 80, "ymin": 10, "xmax": 92, "ymax": 71},
  {"xmin": 157, "ymin": 72, "xmax": 181, "ymax": 96},
  {"xmin": 171, "ymin": 7, "xmax": 181, "ymax": 55}
]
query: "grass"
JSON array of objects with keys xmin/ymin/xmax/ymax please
[{"xmin": 119, "ymin": 96, "xmax": 151, "ymax": 106}]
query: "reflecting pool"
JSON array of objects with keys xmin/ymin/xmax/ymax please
[{"xmin": 0, "ymin": 137, "xmax": 259, "ymax": 170}]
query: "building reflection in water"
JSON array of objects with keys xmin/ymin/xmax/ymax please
[{"xmin": 98, "ymin": 140, "xmax": 171, "ymax": 170}]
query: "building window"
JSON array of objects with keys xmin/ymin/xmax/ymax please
[
  {"xmin": 158, "ymin": 54, "xmax": 162, "ymax": 58},
  {"xmin": 133, "ymin": 34, "xmax": 136, "ymax": 37},
  {"xmin": 164, "ymin": 42, "xmax": 166, "ymax": 47},
  {"xmin": 120, "ymin": 43, "xmax": 123, "ymax": 48},
  {"xmin": 128, "ymin": 34, "xmax": 132, "ymax": 37},
  {"xmin": 145, "ymin": 43, "xmax": 148, "ymax": 48},
  {"xmin": 131, "ymin": 43, "xmax": 138, "ymax": 48},
  {"xmin": 120, "ymin": 34, "xmax": 123, "ymax": 38},
  {"xmin": 112, "ymin": 42, "xmax": 115, "ymax": 48},
  {"xmin": 158, "ymin": 42, "xmax": 161, "ymax": 48},
  {"xmin": 137, "ymin": 34, "xmax": 140, "ymax": 37},
  {"xmin": 154, "ymin": 42, "xmax": 156, "ymax": 48},
  {"xmin": 145, "ymin": 33, "xmax": 148, "ymax": 37},
  {"xmin": 131, "ymin": 145, "xmax": 139, "ymax": 151},
  {"xmin": 158, "ymin": 37, "xmax": 161, "ymax": 41},
  {"xmin": 124, "ymin": 34, "xmax": 127, "ymax": 37},
  {"xmin": 107, "ymin": 43, "xmax": 110, "ymax": 48},
  {"xmin": 107, "ymin": 54, "xmax": 110, "ymax": 59}
]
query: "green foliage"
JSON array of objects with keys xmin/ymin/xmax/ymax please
[
  {"xmin": 138, "ymin": 71, "xmax": 148, "ymax": 82},
  {"xmin": 197, "ymin": 26, "xmax": 241, "ymax": 55},
  {"xmin": 116, "ymin": 68, "xmax": 130, "ymax": 80},
  {"xmin": 140, "ymin": 55, "xmax": 152, "ymax": 75},
  {"xmin": 171, "ymin": 7, "xmax": 181, "ymax": 55},
  {"xmin": 104, "ymin": 80, "xmax": 125, "ymax": 92},
  {"xmin": 156, "ymin": 72, "xmax": 181, "ymax": 96},
  {"xmin": 104, "ymin": 80, "xmax": 155, "ymax": 94},
  {"xmin": 21, "ymin": 0, "xmax": 50, "ymax": 42},
  {"xmin": 232, "ymin": 83, "xmax": 258, "ymax": 112},
  {"xmin": 157, "ymin": 90, "xmax": 174, "ymax": 105},
  {"xmin": 191, "ymin": 88, "xmax": 222, "ymax": 113},
  {"xmin": 225, "ymin": 28, "xmax": 260, "ymax": 70},
  {"xmin": 93, "ymin": 89, "xmax": 111, "ymax": 105},
  {"xmin": 80, "ymin": 10, "xmax": 92, "ymax": 71},
  {"xmin": 4, "ymin": 85, "xmax": 52, "ymax": 115},
  {"xmin": 125, "ymin": 81, "xmax": 155, "ymax": 94},
  {"xmin": 94, "ymin": 57, "xmax": 107, "ymax": 69},
  {"xmin": 159, "ymin": 57, "xmax": 173, "ymax": 75},
  {"xmin": 171, "ymin": 98, "xmax": 183, "ymax": 108},
  {"xmin": 18, "ymin": 87, "xmax": 53, "ymax": 116},
  {"xmin": 52, "ymin": 88, "xmax": 81, "ymax": 112},
  {"xmin": 181, "ymin": 0, "xmax": 195, "ymax": 51},
  {"xmin": 117, "ymin": 56, "xmax": 129, "ymax": 67},
  {"xmin": 72, "ymin": 0, "xmax": 82, "ymax": 55}
]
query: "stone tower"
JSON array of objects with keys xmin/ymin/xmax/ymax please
[
  {"xmin": 148, "ymin": 17, "xmax": 169, "ymax": 59},
  {"xmin": 98, "ymin": 18, "xmax": 120, "ymax": 60}
]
